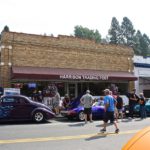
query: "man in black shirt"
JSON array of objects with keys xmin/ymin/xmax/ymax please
[{"xmin": 128, "ymin": 89, "xmax": 139, "ymax": 118}]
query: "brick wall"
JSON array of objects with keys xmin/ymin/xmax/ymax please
[{"xmin": 0, "ymin": 31, "xmax": 134, "ymax": 87}]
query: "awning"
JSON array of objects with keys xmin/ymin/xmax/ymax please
[{"xmin": 11, "ymin": 66, "xmax": 137, "ymax": 81}]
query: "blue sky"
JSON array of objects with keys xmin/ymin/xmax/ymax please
[{"xmin": 0, "ymin": 0, "xmax": 150, "ymax": 38}]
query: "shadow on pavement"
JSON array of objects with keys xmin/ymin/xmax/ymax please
[
  {"xmin": 0, "ymin": 120, "xmax": 52, "ymax": 126},
  {"xmin": 85, "ymin": 133, "xmax": 107, "ymax": 141}
]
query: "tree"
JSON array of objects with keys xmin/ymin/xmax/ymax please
[
  {"xmin": 108, "ymin": 17, "xmax": 124, "ymax": 44},
  {"xmin": 133, "ymin": 30, "xmax": 143, "ymax": 55},
  {"xmin": 133, "ymin": 30, "xmax": 150, "ymax": 56},
  {"xmin": 74, "ymin": 25, "xmax": 101, "ymax": 43},
  {"xmin": 2, "ymin": 25, "xmax": 10, "ymax": 32},
  {"xmin": 140, "ymin": 34, "xmax": 150, "ymax": 56},
  {"xmin": 121, "ymin": 17, "xmax": 135, "ymax": 46}
]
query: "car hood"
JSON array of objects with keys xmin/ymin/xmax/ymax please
[{"xmin": 31, "ymin": 101, "xmax": 52, "ymax": 110}]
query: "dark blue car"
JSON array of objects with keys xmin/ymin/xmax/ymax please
[
  {"xmin": 0, "ymin": 95, "xmax": 55, "ymax": 123},
  {"xmin": 61, "ymin": 100, "xmax": 105, "ymax": 121}
]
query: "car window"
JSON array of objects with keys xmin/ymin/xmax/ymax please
[
  {"xmin": 2, "ymin": 97, "xmax": 15, "ymax": 103},
  {"xmin": 146, "ymin": 99, "xmax": 150, "ymax": 104},
  {"xmin": 16, "ymin": 97, "xmax": 29, "ymax": 104}
]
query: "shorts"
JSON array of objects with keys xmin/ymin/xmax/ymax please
[
  {"xmin": 117, "ymin": 108, "xmax": 123, "ymax": 113},
  {"xmin": 103, "ymin": 111, "xmax": 115, "ymax": 123},
  {"xmin": 84, "ymin": 108, "xmax": 92, "ymax": 115}
]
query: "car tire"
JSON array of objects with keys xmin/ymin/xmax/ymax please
[
  {"xmin": 77, "ymin": 111, "xmax": 85, "ymax": 121},
  {"xmin": 33, "ymin": 111, "xmax": 45, "ymax": 123}
]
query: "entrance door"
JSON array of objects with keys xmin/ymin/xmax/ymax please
[{"xmin": 68, "ymin": 83, "xmax": 77, "ymax": 98}]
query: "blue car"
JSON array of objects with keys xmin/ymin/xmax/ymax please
[
  {"xmin": 61, "ymin": 101, "xmax": 105, "ymax": 121},
  {"xmin": 0, "ymin": 95, "xmax": 55, "ymax": 123},
  {"xmin": 124, "ymin": 99, "xmax": 150, "ymax": 117}
]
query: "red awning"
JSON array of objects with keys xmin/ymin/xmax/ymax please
[{"xmin": 11, "ymin": 66, "xmax": 137, "ymax": 81}]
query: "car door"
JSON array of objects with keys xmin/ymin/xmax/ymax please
[
  {"xmin": 0, "ymin": 96, "xmax": 16, "ymax": 119},
  {"xmin": 92, "ymin": 102, "xmax": 104, "ymax": 117},
  {"xmin": 11, "ymin": 97, "xmax": 34, "ymax": 119}
]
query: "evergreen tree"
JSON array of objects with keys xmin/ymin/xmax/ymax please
[
  {"xmin": 108, "ymin": 17, "xmax": 124, "ymax": 44},
  {"xmin": 2, "ymin": 25, "xmax": 9, "ymax": 32},
  {"xmin": 121, "ymin": 17, "xmax": 135, "ymax": 46},
  {"xmin": 140, "ymin": 34, "xmax": 150, "ymax": 56},
  {"xmin": 133, "ymin": 30, "xmax": 143, "ymax": 55},
  {"xmin": 133, "ymin": 30, "xmax": 150, "ymax": 56}
]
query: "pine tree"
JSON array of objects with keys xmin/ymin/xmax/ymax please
[
  {"xmin": 121, "ymin": 17, "xmax": 135, "ymax": 46},
  {"xmin": 108, "ymin": 17, "xmax": 124, "ymax": 44}
]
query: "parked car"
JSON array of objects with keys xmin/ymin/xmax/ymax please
[
  {"xmin": 0, "ymin": 95, "xmax": 55, "ymax": 123},
  {"xmin": 61, "ymin": 101, "xmax": 105, "ymax": 121},
  {"xmin": 124, "ymin": 98, "xmax": 150, "ymax": 117}
]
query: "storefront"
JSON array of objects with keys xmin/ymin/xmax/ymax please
[
  {"xmin": 11, "ymin": 66, "xmax": 136, "ymax": 97},
  {"xmin": 0, "ymin": 31, "xmax": 137, "ymax": 97},
  {"xmin": 134, "ymin": 56, "xmax": 150, "ymax": 97}
]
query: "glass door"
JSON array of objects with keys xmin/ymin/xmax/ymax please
[{"xmin": 68, "ymin": 83, "xmax": 77, "ymax": 99}]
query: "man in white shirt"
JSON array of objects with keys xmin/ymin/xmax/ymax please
[{"xmin": 80, "ymin": 90, "xmax": 94, "ymax": 124}]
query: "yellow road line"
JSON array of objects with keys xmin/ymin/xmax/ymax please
[{"xmin": 0, "ymin": 129, "xmax": 139, "ymax": 144}]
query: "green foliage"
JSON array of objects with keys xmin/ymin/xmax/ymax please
[
  {"xmin": 74, "ymin": 25, "xmax": 101, "ymax": 43},
  {"xmin": 108, "ymin": 17, "xmax": 124, "ymax": 44},
  {"xmin": 121, "ymin": 17, "xmax": 135, "ymax": 46},
  {"xmin": 2, "ymin": 25, "xmax": 9, "ymax": 32},
  {"xmin": 107, "ymin": 17, "xmax": 150, "ymax": 56}
]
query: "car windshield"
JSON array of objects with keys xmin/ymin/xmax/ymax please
[
  {"xmin": 92, "ymin": 101, "xmax": 104, "ymax": 106},
  {"xmin": 146, "ymin": 99, "xmax": 150, "ymax": 104}
]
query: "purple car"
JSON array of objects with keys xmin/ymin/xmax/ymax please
[
  {"xmin": 61, "ymin": 101, "xmax": 105, "ymax": 121},
  {"xmin": 0, "ymin": 95, "xmax": 55, "ymax": 123}
]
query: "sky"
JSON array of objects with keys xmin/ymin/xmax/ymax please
[{"xmin": 0, "ymin": 0, "xmax": 150, "ymax": 38}]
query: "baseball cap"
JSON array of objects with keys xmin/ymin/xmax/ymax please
[{"xmin": 86, "ymin": 90, "xmax": 90, "ymax": 93}]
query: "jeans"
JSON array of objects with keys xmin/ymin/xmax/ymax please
[
  {"xmin": 129, "ymin": 104, "xmax": 135, "ymax": 118},
  {"xmin": 140, "ymin": 105, "xmax": 147, "ymax": 119}
]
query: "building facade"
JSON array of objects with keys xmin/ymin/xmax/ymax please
[
  {"xmin": 0, "ymin": 31, "xmax": 136, "ymax": 97},
  {"xmin": 134, "ymin": 56, "xmax": 150, "ymax": 97}
]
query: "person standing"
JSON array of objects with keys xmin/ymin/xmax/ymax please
[
  {"xmin": 139, "ymin": 93, "xmax": 147, "ymax": 119},
  {"xmin": 116, "ymin": 92, "xmax": 124, "ymax": 121},
  {"xmin": 100, "ymin": 89, "xmax": 119, "ymax": 133},
  {"xmin": 128, "ymin": 89, "xmax": 139, "ymax": 119},
  {"xmin": 80, "ymin": 90, "xmax": 94, "ymax": 124},
  {"xmin": 62, "ymin": 94, "xmax": 70, "ymax": 109},
  {"xmin": 52, "ymin": 91, "xmax": 61, "ymax": 115}
]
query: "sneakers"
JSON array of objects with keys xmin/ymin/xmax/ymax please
[
  {"xmin": 100, "ymin": 128, "xmax": 106, "ymax": 133},
  {"xmin": 90, "ymin": 120, "xmax": 93, "ymax": 123},
  {"xmin": 115, "ymin": 128, "xmax": 120, "ymax": 133}
]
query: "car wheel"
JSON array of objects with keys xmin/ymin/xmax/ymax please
[
  {"xmin": 77, "ymin": 111, "xmax": 85, "ymax": 121},
  {"xmin": 33, "ymin": 111, "xmax": 45, "ymax": 123}
]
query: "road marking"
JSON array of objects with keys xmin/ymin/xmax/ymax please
[{"xmin": 0, "ymin": 129, "xmax": 139, "ymax": 144}]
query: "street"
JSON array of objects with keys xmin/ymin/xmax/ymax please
[{"xmin": 0, "ymin": 117, "xmax": 150, "ymax": 150}]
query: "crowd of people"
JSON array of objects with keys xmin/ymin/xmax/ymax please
[
  {"xmin": 30, "ymin": 83, "xmax": 147, "ymax": 132},
  {"xmin": 80, "ymin": 88, "xmax": 147, "ymax": 133}
]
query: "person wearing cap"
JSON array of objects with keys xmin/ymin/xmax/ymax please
[
  {"xmin": 80, "ymin": 90, "xmax": 94, "ymax": 124},
  {"xmin": 100, "ymin": 89, "xmax": 119, "ymax": 133}
]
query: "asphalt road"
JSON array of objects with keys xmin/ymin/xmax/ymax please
[{"xmin": 0, "ymin": 117, "xmax": 150, "ymax": 150}]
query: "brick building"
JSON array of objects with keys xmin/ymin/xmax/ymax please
[{"xmin": 0, "ymin": 31, "xmax": 136, "ymax": 97}]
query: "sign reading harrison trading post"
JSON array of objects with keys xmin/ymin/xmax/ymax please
[{"xmin": 59, "ymin": 74, "xmax": 108, "ymax": 80}]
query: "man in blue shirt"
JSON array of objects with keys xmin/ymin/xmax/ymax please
[{"xmin": 100, "ymin": 89, "xmax": 119, "ymax": 133}]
